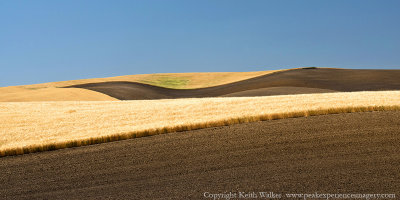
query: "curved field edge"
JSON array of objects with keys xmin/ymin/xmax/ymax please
[{"xmin": 1, "ymin": 105, "xmax": 399, "ymax": 157}]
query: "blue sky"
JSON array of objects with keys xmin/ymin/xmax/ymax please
[{"xmin": 1, "ymin": 0, "xmax": 399, "ymax": 86}]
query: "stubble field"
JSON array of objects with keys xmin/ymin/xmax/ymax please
[{"xmin": 1, "ymin": 91, "xmax": 399, "ymax": 156}]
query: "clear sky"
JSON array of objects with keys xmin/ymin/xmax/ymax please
[{"xmin": 1, "ymin": 0, "xmax": 399, "ymax": 86}]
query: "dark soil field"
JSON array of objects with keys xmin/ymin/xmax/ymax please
[
  {"xmin": 66, "ymin": 68, "xmax": 400, "ymax": 100},
  {"xmin": 1, "ymin": 111, "xmax": 399, "ymax": 199}
]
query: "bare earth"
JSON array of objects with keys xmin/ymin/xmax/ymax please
[{"xmin": 1, "ymin": 111, "xmax": 399, "ymax": 199}]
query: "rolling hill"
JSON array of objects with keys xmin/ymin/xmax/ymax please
[
  {"xmin": 0, "ymin": 70, "xmax": 279, "ymax": 102},
  {"xmin": 66, "ymin": 68, "xmax": 400, "ymax": 100}
]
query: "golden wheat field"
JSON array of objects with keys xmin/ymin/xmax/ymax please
[
  {"xmin": 1, "ymin": 90, "xmax": 399, "ymax": 156},
  {"xmin": 0, "ymin": 87, "xmax": 117, "ymax": 102}
]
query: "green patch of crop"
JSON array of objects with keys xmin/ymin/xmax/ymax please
[{"xmin": 138, "ymin": 76, "xmax": 189, "ymax": 89}]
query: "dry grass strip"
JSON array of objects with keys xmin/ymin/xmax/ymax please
[{"xmin": 1, "ymin": 91, "xmax": 399, "ymax": 157}]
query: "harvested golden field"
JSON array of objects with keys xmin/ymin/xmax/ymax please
[
  {"xmin": 0, "ymin": 87, "xmax": 117, "ymax": 102},
  {"xmin": 1, "ymin": 91, "xmax": 399, "ymax": 156}
]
